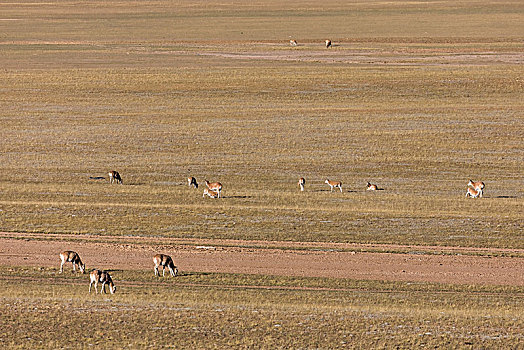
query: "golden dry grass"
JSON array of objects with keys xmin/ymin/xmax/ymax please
[
  {"xmin": 1, "ymin": 266, "xmax": 523, "ymax": 348},
  {"xmin": 0, "ymin": 1, "xmax": 523, "ymax": 347},
  {"xmin": 0, "ymin": 1, "xmax": 522, "ymax": 249}
]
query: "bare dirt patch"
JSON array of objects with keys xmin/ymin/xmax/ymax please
[{"xmin": 1, "ymin": 232, "xmax": 522, "ymax": 286}]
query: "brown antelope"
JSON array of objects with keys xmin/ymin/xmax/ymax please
[
  {"xmin": 290, "ymin": 39, "xmax": 298, "ymax": 46},
  {"xmin": 298, "ymin": 177, "xmax": 306, "ymax": 191},
  {"xmin": 466, "ymin": 187, "xmax": 482, "ymax": 198},
  {"xmin": 203, "ymin": 188, "xmax": 219, "ymax": 198},
  {"xmin": 468, "ymin": 180, "xmax": 485, "ymax": 197},
  {"xmin": 89, "ymin": 270, "xmax": 116, "ymax": 294},
  {"xmin": 188, "ymin": 176, "xmax": 198, "ymax": 189},
  {"xmin": 325, "ymin": 39, "xmax": 332, "ymax": 48},
  {"xmin": 59, "ymin": 251, "xmax": 85, "ymax": 274},
  {"xmin": 153, "ymin": 254, "xmax": 178, "ymax": 277},
  {"xmin": 325, "ymin": 179, "xmax": 342, "ymax": 192},
  {"xmin": 108, "ymin": 171, "xmax": 122, "ymax": 184},
  {"xmin": 366, "ymin": 182, "xmax": 379, "ymax": 191},
  {"xmin": 205, "ymin": 180, "xmax": 222, "ymax": 197}
]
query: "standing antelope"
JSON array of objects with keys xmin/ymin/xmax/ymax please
[
  {"xmin": 298, "ymin": 177, "xmax": 306, "ymax": 191},
  {"xmin": 89, "ymin": 270, "xmax": 116, "ymax": 294},
  {"xmin": 108, "ymin": 171, "xmax": 123, "ymax": 184},
  {"xmin": 366, "ymin": 182, "xmax": 379, "ymax": 191},
  {"xmin": 325, "ymin": 179, "xmax": 342, "ymax": 192},
  {"xmin": 153, "ymin": 254, "xmax": 178, "ymax": 277},
  {"xmin": 468, "ymin": 180, "xmax": 485, "ymax": 197},
  {"xmin": 466, "ymin": 187, "xmax": 482, "ymax": 198},
  {"xmin": 59, "ymin": 251, "xmax": 85, "ymax": 274},
  {"xmin": 205, "ymin": 180, "xmax": 222, "ymax": 198},
  {"xmin": 188, "ymin": 176, "xmax": 198, "ymax": 189},
  {"xmin": 325, "ymin": 39, "xmax": 332, "ymax": 48},
  {"xmin": 290, "ymin": 39, "xmax": 298, "ymax": 46},
  {"xmin": 203, "ymin": 188, "xmax": 219, "ymax": 198}
]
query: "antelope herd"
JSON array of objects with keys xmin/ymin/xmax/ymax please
[
  {"xmin": 107, "ymin": 170, "xmax": 486, "ymax": 199},
  {"xmin": 58, "ymin": 251, "xmax": 179, "ymax": 295},
  {"xmin": 55, "ymin": 172, "xmax": 485, "ymax": 295}
]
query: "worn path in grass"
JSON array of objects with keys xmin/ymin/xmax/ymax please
[{"xmin": 1, "ymin": 232, "xmax": 523, "ymax": 286}]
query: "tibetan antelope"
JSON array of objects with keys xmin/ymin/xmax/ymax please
[
  {"xmin": 188, "ymin": 176, "xmax": 198, "ymax": 189},
  {"xmin": 205, "ymin": 180, "xmax": 222, "ymax": 198},
  {"xmin": 59, "ymin": 251, "xmax": 85, "ymax": 274},
  {"xmin": 325, "ymin": 39, "xmax": 332, "ymax": 48},
  {"xmin": 325, "ymin": 179, "xmax": 342, "ymax": 192},
  {"xmin": 298, "ymin": 177, "xmax": 306, "ymax": 191},
  {"xmin": 203, "ymin": 188, "xmax": 219, "ymax": 198},
  {"xmin": 290, "ymin": 39, "xmax": 298, "ymax": 46},
  {"xmin": 466, "ymin": 187, "xmax": 482, "ymax": 198},
  {"xmin": 108, "ymin": 171, "xmax": 123, "ymax": 184},
  {"xmin": 153, "ymin": 254, "xmax": 178, "ymax": 277},
  {"xmin": 468, "ymin": 180, "xmax": 485, "ymax": 197},
  {"xmin": 89, "ymin": 270, "xmax": 116, "ymax": 294},
  {"xmin": 366, "ymin": 182, "xmax": 379, "ymax": 191}
]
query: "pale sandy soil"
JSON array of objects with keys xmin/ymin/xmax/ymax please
[{"xmin": 1, "ymin": 232, "xmax": 523, "ymax": 286}]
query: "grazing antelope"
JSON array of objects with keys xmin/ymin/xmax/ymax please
[
  {"xmin": 153, "ymin": 254, "xmax": 178, "ymax": 277},
  {"xmin": 108, "ymin": 171, "xmax": 123, "ymax": 184},
  {"xmin": 59, "ymin": 251, "xmax": 85, "ymax": 274},
  {"xmin": 325, "ymin": 179, "xmax": 342, "ymax": 192},
  {"xmin": 205, "ymin": 180, "xmax": 222, "ymax": 198},
  {"xmin": 468, "ymin": 180, "xmax": 485, "ymax": 197},
  {"xmin": 366, "ymin": 182, "xmax": 380, "ymax": 191},
  {"xmin": 298, "ymin": 177, "xmax": 306, "ymax": 191},
  {"xmin": 203, "ymin": 188, "xmax": 219, "ymax": 198},
  {"xmin": 188, "ymin": 176, "xmax": 198, "ymax": 189},
  {"xmin": 325, "ymin": 39, "xmax": 332, "ymax": 48},
  {"xmin": 89, "ymin": 270, "xmax": 116, "ymax": 294},
  {"xmin": 466, "ymin": 187, "xmax": 482, "ymax": 198},
  {"xmin": 290, "ymin": 39, "xmax": 298, "ymax": 46}
]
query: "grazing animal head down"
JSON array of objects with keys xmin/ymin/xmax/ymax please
[
  {"xmin": 203, "ymin": 188, "xmax": 219, "ymax": 198},
  {"xmin": 467, "ymin": 180, "xmax": 485, "ymax": 198},
  {"xmin": 108, "ymin": 171, "xmax": 123, "ymax": 184},
  {"xmin": 188, "ymin": 176, "xmax": 198, "ymax": 189},
  {"xmin": 466, "ymin": 187, "xmax": 482, "ymax": 198}
]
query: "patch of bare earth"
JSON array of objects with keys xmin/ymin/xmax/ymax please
[
  {"xmin": 197, "ymin": 48, "xmax": 523, "ymax": 66},
  {"xmin": 0, "ymin": 233, "xmax": 523, "ymax": 286}
]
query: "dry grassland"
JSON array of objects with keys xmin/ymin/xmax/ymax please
[
  {"xmin": 1, "ymin": 266, "xmax": 523, "ymax": 348},
  {"xmin": 0, "ymin": 0, "xmax": 523, "ymax": 348}
]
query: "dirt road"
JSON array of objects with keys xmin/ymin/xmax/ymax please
[{"xmin": 0, "ymin": 232, "xmax": 523, "ymax": 286}]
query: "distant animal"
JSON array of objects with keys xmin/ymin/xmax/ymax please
[
  {"xmin": 298, "ymin": 177, "xmax": 306, "ymax": 191},
  {"xmin": 59, "ymin": 251, "xmax": 85, "ymax": 274},
  {"xmin": 205, "ymin": 180, "xmax": 222, "ymax": 198},
  {"xmin": 153, "ymin": 254, "xmax": 178, "ymax": 277},
  {"xmin": 325, "ymin": 179, "xmax": 342, "ymax": 192},
  {"xmin": 468, "ymin": 180, "xmax": 485, "ymax": 197},
  {"xmin": 188, "ymin": 176, "xmax": 198, "ymax": 189},
  {"xmin": 290, "ymin": 39, "xmax": 298, "ymax": 46},
  {"xmin": 108, "ymin": 171, "xmax": 123, "ymax": 184},
  {"xmin": 325, "ymin": 39, "xmax": 332, "ymax": 48},
  {"xmin": 203, "ymin": 188, "xmax": 219, "ymax": 198},
  {"xmin": 89, "ymin": 270, "xmax": 116, "ymax": 294},
  {"xmin": 366, "ymin": 182, "xmax": 379, "ymax": 191},
  {"xmin": 466, "ymin": 187, "xmax": 482, "ymax": 198}
]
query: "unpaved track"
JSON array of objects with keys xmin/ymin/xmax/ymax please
[{"xmin": 0, "ymin": 232, "xmax": 523, "ymax": 286}]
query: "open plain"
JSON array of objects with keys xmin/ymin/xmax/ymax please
[{"xmin": 0, "ymin": 0, "xmax": 523, "ymax": 348}]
